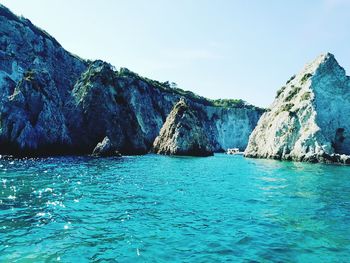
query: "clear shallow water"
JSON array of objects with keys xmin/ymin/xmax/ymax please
[{"xmin": 0, "ymin": 154, "xmax": 350, "ymax": 262}]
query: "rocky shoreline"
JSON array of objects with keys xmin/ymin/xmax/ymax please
[{"xmin": 0, "ymin": 4, "xmax": 262, "ymax": 157}]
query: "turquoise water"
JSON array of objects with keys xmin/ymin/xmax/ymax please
[{"xmin": 0, "ymin": 154, "xmax": 350, "ymax": 262}]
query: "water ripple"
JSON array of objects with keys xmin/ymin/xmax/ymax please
[{"xmin": 0, "ymin": 154, "xmax": 350, "ymax": 262}]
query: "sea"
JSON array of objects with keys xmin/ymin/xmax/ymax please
[{"xmin": 1, "ymin": 154, "xmax": 349, "ymax": 262}]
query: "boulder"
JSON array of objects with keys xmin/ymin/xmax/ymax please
[{"xmin": 92, "ymin": 137, "xmax": 121, "ymax": 157}]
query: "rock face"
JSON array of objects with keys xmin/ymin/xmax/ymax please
[
  {"xmin": 153, "ymin": 99, "xmax": 214, "ymax": 156},
  {"xmin": 66, "ymin": 61, "xmax": 148, "ymax": 154},
  {"xmin": 245, "ymin": 53, "xmax": 350, "ymax": 164},
  {"xmin": 0, "ymin": 4, "xmax": 86, "ymax": 155},
  {"xmin": 92, "ymin": 137, "xmax": 122, "ymax": 157},
  {"xmin": 0, "ymin": 4, "xmax": 263, "ymax": 156},
  {"xmin": 0, "ymin": 69, "xmax": 72, "ymax": 154}
]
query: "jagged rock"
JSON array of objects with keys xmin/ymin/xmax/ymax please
[
  {"xmin": 0, "ymin": 69, "xmax": 71, "ymax": 155},
  {"xmin": 245, "ymin": 53, "xmax": 350, "ymax": 164},
  {"xmin": 153, "ymin": 99, "xmax": 214, "ymax": 156},
  {"xmin": 92, "ymin": 137, "xmax": 122, "ymax": 157},
  {"xmin": 66, "ymin": 60, "xmax": 149, "ymax": 154},
  {"xmin": 0, "ymin": 4, "xmax": 85, "ymax": 155},
  {"xmin": 0, "ymin": 4, "xmax": 263, "ymax": 156}
]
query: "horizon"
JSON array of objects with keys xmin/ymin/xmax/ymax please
[{"xmin": 1, "ymin": 0, "xmax": 350, "ymax": 107}]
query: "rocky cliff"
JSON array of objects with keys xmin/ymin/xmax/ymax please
[
  {"xmin": 153, "ymin": 99, "xmax": 214, "ymax": 156},
  {"xmin": 0, "ymin": 4, "xmax": 263, "ymax": 156},
  {"xmin": 0, "ymin": 4, "xmax": 87, "ymax": 155},
  {"xmin": 245, "ymin": 53, "xmax": 350, "ymax": 164}
]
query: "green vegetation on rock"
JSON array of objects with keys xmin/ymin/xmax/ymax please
[
  {"xmin": 209, "ymin": 99, "xmax": 246, "ymax": 108},
  {"xmin": 117, "ymin": 67, "xmax": 264, "ymax": 111},
  {"xmin": 285, "ymin": 86, "xmax": 301, "ymax": 102},
  {"xmin": 300, "ymin": 92, "xmax": 311, "ymax": 101},
  {"xmin": 280, "ymin": 103, "xmax": 294, "ymax": 112},
  {"xmin": 286, "ymin": 75, "xmax": 296, "ymax": 85},
  {"xmin": 276, "ymin": 86, "xmax": 286, "ymax": 98},
  {"xmin": 300, "ymin": 73, "xmax": 312, "ymax": 85}
]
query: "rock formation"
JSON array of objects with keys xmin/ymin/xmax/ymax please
[
  {"xmin": 0, "ymin": 4, "xmax": 86, "ymax": 155},
  {"xmin": 245, "ymin": 53, "xmax": 350, "ymax": 164},
  {"xmin": 0, "ymin": 4, "xmax": 263, "ymax": 156},
  {"xmin": 92, "ymin": 137, "xmax": 122, "ymax": 157},
  {"xmin": 1, "ymin": 69, "xmax": 71, "ymax": 154},
  {"xmin": 153, "ymin": 99, "xmax": 214, "ymax": 156}
]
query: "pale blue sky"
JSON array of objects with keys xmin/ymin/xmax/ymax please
[{"xmin": 2, "ymin": 0, "xmax": 350, "ymax": 107}]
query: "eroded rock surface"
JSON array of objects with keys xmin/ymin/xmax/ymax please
[
  {"xmin": 0, "ymin": 4, "xmax": 86, "ymax": 155},
  {"xmin": 245, "ymin": 53, "xmax": 350, "ymax": 164},
  {"xmin": 153, "ymin": 99, "xmax": 214, "ymax": 156},
  {"xmin": 0, "ymin": 4, "xmax": 263, "ymax": 156},
  {"xmin": 92, "ymin": 137, "xmax": 122, "ymax": 157}
]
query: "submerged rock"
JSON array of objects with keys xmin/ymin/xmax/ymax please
[
  {"xmin": 153, "ymin": 99, "xmax": 214, "ymax": 156},
  {"xmin": 92, "ymin": 137, "xmax": 122, "ymax": 157},
  {"xmin": 245, "ymin": 53, "xmax": 350, "ymax": 164}
]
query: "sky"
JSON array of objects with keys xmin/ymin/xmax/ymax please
[{"xmin": 1, "ymin": 0, "xmax": 350, "ymax": 107}]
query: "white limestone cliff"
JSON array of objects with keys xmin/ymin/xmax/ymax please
[{"xmin": 245, "ymin": 53, "xmax": 350, "ymax": 164}]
